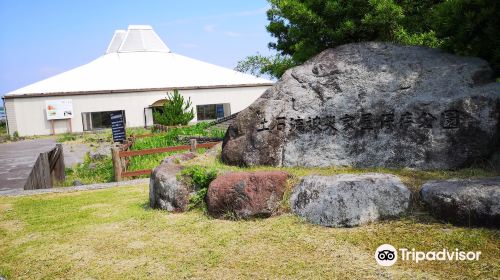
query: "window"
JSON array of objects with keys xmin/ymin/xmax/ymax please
[
  {"xmin": 196, "ymin": 104, "xmax": 230, "ymax": 121},
  {"xmin": 82, "ymin": 110, "xmax": 125, "ymax": 131}
]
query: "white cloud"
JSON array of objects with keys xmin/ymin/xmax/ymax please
[
  {"xmin": 224, "ymin": 31, "xmax": 242, "ymax": 38},
  {"xmin": 203, "ymin": 24, "xmax": 216, "ymax": 32}
]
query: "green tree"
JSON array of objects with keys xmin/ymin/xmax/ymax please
[
  {"xmin": 234, "ymin": 53, "xmax": 295, "ymax": 79},
  {"xmin": 236, "ymin": 0, "xmax": 499, "ymax": 78},
  {"xmin": 153, "ymin": 89, "xmax": 194, "ymax": 126},
  {"xmin": 431, "ymin": 0, "xmax": 500, "ymax": 77}
]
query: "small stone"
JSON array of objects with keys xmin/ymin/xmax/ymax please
[{"xmin": 72, "ymin": 180, "xmax": 83, "ymax": 186}]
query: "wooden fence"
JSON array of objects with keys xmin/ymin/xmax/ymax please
[
  {"xmin": 152, "ymin": 124, "xmax": 190, "ymax": 132},
  {"xmin": 208, "ymin": 112, "xmax": 239, "ymax": 126},
  {"xmin": 24, "ymin": 143, "xmax": 65, "ymax": 190},
  {"xmin": 111, "ymin": 138, "xmax": 220, "ymax": 181}
]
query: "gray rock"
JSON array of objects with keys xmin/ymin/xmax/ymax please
[
  {"xmin": 420, "ymin": 177, "xmax": 500, "ymax": 227},
  {"xmin": 149, "ymin": 153, "xmax": 197, "ymax": 211},
  {"xmin": 90, "ymin": 153, "xmax": 107, "ymax": 161},
  {"xmin": 88, "ymin": 163, "xmax": 97, "ymax": 170},
  {"xmin": 222, "ymin": 42, "xmax": 500, "ymax": 169},
  {"xmin": 89, "ymin": 143, "xmax": 111, "ymax": 161},
  {"xmin": 488, "ymin": 151, "xmax": 500, "ymax": 171},
  {"xmin": 290, "ymin": 174, "xmax": 412, "ymax": 227},
  {"xmin": 72, "ymin": 180, "xmax": 83, "ymax": 186}
]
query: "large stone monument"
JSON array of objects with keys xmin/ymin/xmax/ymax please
[{"xmin": 222, "ymin": 42, "xmax": 500, "ymax": 169}]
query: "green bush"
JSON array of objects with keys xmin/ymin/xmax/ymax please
[
  {"xmin": 127, "ymin": 122, "xmax": 224, "ymax": 172},
  {"xmin": 62, "ymin": 154, "xmax": 114, "ymax": 186},
  {"xmin": 0, "ymin": 121, "xmax": 7, "ymax": 137},
  {"xmin": 56, "ymin": 133, "xmax": 77, "ymax": 142},
  {"xmin": 132, "ymin": 122, "xmax": 224, "ymax": 151},
  {"xmin": 180, "ymin": 165, "xmax": 218, "ymax": 209}
]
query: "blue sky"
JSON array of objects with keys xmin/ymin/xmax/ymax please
[{"xmin": 0, "ymin": 0, "xmax": 274, "ymax": 97}]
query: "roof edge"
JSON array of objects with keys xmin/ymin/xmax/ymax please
[{"xmin": 3, "ymin": 83, "xmax": 274, "ymax": 99}]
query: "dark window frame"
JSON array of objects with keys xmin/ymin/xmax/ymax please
[
  {"xmin": 196, "ymin": 103, "xmax": 229, "ymax": 121},
  {"xmin": 82, "ymin": 110, "xmax": 125, "ymax": 131}
]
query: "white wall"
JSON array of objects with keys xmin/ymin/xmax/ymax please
[{"xmin": 6, "ymin": 85, "xmax": 270, "ymax": 136}]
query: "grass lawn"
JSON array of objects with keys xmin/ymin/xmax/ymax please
[{"xmin": 1, "ymin": 176, "xmax": 499, "ymax": 279}]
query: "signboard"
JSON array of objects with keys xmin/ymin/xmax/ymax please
[
  {"xmin": 110, "ymin": 112, "xmax": 126, "ymax": 143},
  {"xmin": 216, "ymin": 104, "xmax": 224, "ymax": 119},
  {"xmin": 45, "ymin": 99, "xmax": 73, "ymax": 120}
]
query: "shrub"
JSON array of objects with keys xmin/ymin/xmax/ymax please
[
  {"xmin": 57, "ymin": 133, "xmax": 77, "ymax": 142},
  {"xmin": 180, "ymin": 165, "xmax": 218, "ymax": 209},
  {"xmin": 153, "ymin": 89, "xmax": 195, "ymax": 126},
  {"xmin": 62, "ymin": 154, "xmax": 114, "ymax": 186}
]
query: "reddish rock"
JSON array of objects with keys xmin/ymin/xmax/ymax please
[{"xmin": 206, "ymin": 171, "xmax": 288, "ymax": 219}]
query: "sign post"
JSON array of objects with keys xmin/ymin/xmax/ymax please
[
  {"xmin": 45, "ymin": 99, "xmax": 74, "ymax": 134},
  {"xmin": 110, "ymin": 112, "xmax": 126, "ymax": 143}
]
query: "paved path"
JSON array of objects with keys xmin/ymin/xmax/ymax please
[
  {"xmin": 0, "ymin": 178, "xmax": 148, "ymax": 197},
  {"xmin": 0, "ymin": 139, "xmax": 57, "ymax": 192},
  {"xmin": 61, "ymin": 142, "xmax": 102, "ymax": 168},
  {"xmin": 0, "ymin": 138, "xmax": 112, "ymax": 192}
]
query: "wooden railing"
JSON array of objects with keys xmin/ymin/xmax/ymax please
[
  {"xmin": 208, "ymin": 112, "xmax": 239, "ymax": 126},
  {"xmin": 111, "ymin": 138, "xmax": 220, "ymax": 181},
  {"xmin": 152, "ymin": 124, "xmax": 190, "ymax": 132},
  {"xmin": 24, "ymin": 144, "xmax": 65, "ymax": 190}
]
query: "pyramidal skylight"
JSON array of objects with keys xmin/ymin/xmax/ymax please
[{"xmin": 106, "ymin": 25, "xmax": 170, "ymax": 54}]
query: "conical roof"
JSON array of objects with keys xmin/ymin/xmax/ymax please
[
  {"xmin": 107, "ymin": 25, "xmax": 171, "ymax": 53},
  {"xmin": 6, "ymin": 25, "xmax": 272, "ymax": 96}
]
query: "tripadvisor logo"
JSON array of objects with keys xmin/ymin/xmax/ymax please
[
  {"xmin": 375, "ymin": 244, "xmax": 398, "ymax": 266},
  {"xmin": 375, "ymin": 244, "xmax": 481, "ymax": 266}
]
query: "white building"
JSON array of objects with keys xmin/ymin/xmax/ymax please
[{"xmin": 2, "ymin": 25, "xmax": 273, "ymax": 136}]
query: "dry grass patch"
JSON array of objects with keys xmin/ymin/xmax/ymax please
[{"xmin": 0, "ymin": 184, "xmax": 498, "ymax": 279}]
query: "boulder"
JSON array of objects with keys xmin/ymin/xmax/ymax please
[
  {"xmin": 290, "ymin": 174, "xmax": 412, "ymax": 227},
  {"xmin": 222, "ymin": 42, "xmax": 500, "ymax": 169},
  {"xmin": 206, "ymin": 171, "xmax": 288, "ymax": 219},
  {"xmin": 420, "ymin": 177, "xmax": 500, "ymax": 227},
  {"xmin": 149, "ymin": 153, "xmax": 197, "ymax": 211}
]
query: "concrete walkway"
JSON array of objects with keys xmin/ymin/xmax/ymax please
[
  {"xmin": 0, "ymin": 137, "xmax": 112, "ymax": 193},
  {"xmin": 0, "ymin": 178, "xmax": 149, "ymax": 197},
  {"xmin": 0, "ymin": 139, "xmax": 57, "ymax": 192}
]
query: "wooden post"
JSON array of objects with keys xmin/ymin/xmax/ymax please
[
  {"xmin": 52, "ymin": 144, "xmax": 65, "ymax": 182},
  {"xmin": 190, "ymin": 139, "xmax": 197, "ymax": 153},
  {"xmin": 24, "ymin": 152, "xmax": 51, "ymax": 190},
  {"xmin": 111, "ymin": 146, "xmax": 122, "ymax": 182},
  {"xmin": 67, "ymin": 119, "xmax": 72, "ymax": 133},
  {"xmin": 50, "ymin": 119, "xmax": 55, "ymax": 135}
]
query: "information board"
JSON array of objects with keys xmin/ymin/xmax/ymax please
[
  {"xmin": 45, "ymin": 99, "xmax": 73, "ymax": 120},
  {"xmin": 110, "ymin": 112, "xmax": 126, "ymax": 143}
]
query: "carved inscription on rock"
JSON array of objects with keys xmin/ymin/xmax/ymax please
[{"xmin": 257, "ymin": 108, "xmax": 470, "ymax": 135}]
